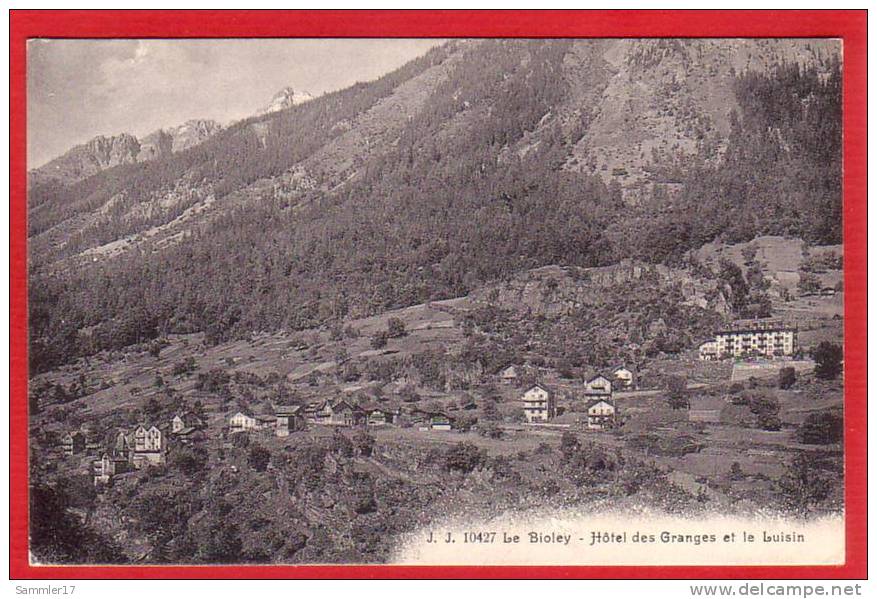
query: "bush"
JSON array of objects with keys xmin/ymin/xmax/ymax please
[
  {"xmin": 813, "ymin": 342, "xmax": 843, "ymax": 380},
  {"xmin": 560, "ymin": 431, "xmax": 580, "ymax": 459},
  {"xmin": 170, "ymin": 446, "xmax": 208, "ymax": 476},
  {"xmin": 757, "ymin": 413, "xmax": 782, "ymax": 431},
  {"xmin": 387, "ymin": 317, "xmax": 406, "ymax": 338},
  {"xmin": 748, "ymin": 391, "xmax": 779, "ymax": 417},
  {"xmin": 778, "ymin": 367, "xmax": 796, "ymax": 389},
  {"xmin": 171, "ymin": 357, "xmax": 197, "ymax": 377},
  {"xmin": 454, "ymin": 413, "xmax": 478, "ymax": 431},
  {"xmin": 370, "ymin": 331, "xmax": 388, "ymax": 350},
  {"xmin": 777, "ymin": 453, "xmax": 834, "ymax": 513},
  {"xmin": 444, "ymin": 442, "xmax": 484, "ymax": 474},
  {"xmin": 330, "ymin": 430, "xmax": 354, "ymax": 457},
  {"xmin": 247, "ymin": 445, "xmax": 271, "ymax": 472},
  {"xmin": 231, "ymin": 432, "xmax": 250, "ymax": 448},
  {"xmin": 796, "ymin": 412, "xmax": 843, "ymax": 445},
  {"xmin": 666, "ymin": 375, "xmax": 689, "ymax": 410},
  {"xmin": 353, "ymin": 430, "xmax": 375, "ymax": 457},
  {"xmin": 479, "ymin": 423, "xmax": 503, "ymax": 439},
  {"xmin": 797, "ymin": 272, "xmax": 821, "ymax": 295}
]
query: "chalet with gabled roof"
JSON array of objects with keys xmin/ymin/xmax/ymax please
[
  {"xmin": 500, "ymin": 365, "xmax": 518, "ymax": 381},
  {"xmin": 172, "ymin": 411, "xmax": 206, "ymax": 434},
  {"xmin": 365, "ymin": 405, "xmax": 400, "ymax": 427},
  {"xmin": 611, "ymin": 366, "xmax": 633, "ymax": 388},
  {"xmin": 275, "ymin": 405, "xmax": 305, "ymax": 436},
  {"xmin": 587, "ymin": 399, "xmax": 616, "ymax": 430},
  {"xmin": 60, "ymin": 431, "xmax": 86, "ymax": 456},
  {"xmin": 521, "ymin": 383, "xmax": 555, "ymax": 423},
  {"xmin": 585, "ymin": 375, "xmax": 612, "ymax": 397},
  {"xmin": 303, "ymin": 400, "xmax": 365, "ymax": 426},
  {"xmin": 92, "ymin": 452, "xmax": 131, "ymax": 485},
  {"xmin": 112, "ymin": 424, "xmax": 166, "ymax": 469}
]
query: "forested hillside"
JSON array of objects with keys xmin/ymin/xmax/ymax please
[{"xmin": 28, "ymin": 39, "xmax": 842, "ymax": 374}]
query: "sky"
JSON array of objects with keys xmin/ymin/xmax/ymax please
[{"xmin": 27, "ymin": 38, "xmax": 443, "ymax": 168}]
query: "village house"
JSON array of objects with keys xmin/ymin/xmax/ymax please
[
  {"xmin": 84, "ymin": 434, "xmax": 102, "ymax": 453},
  {"xmin": 407, "ymin": 407, "xmax": 453, "ymax": 431},
  {"xmin": 500, "ymin": 365, "xmax": 518, "ymax": 382},
  {"xmin": 366, "ymin": 406, "xmax": 400, "ymax": 427},
  {"xmin": 521, "ymin": 384, "xmax": 556, "ymax": 423},
  {"xmin": 171, "ymin": 411, "xmax": 206, "ymax": 434},
  {"xmin": 60, "ymin": 431, "xmax": 86, "ymax": 456},
  {"xmin": 326, "ymin": 400, "xmax": 366, "ymax": 426},
  {"xmin": 112, "ymin": 425, "xmax": 166, "ymax": 469},
  {"xmin": 130, "ymin": 425, "xmax": 165, "ymax": 468},
  {"xmin": 274, "ymin": 405, "xmax": 305, "ymax": 436},
  {"xmin": 587, "ymin": 399, "xmax": 617, "ymax": 430},
  {"xmin": 584, "ymin": 375, "xmax": 613, "ymax": 397},
  {"xmin": 305, "ymin": 400, "xmax": 366, "ymax": 426},
  {"xmin": 254, "ymin": 414, "xmax": 277, "ymax": 429},
  {"xmin": 611, "ymin": 366, "xmax": 634, "ymax": 388},
  {"xmin": 92, "ymin": 452, "xmax": 131, "ymax": 485},
  {"xmin": 428, "ymin": 413, "xmax": 453, "ymax": 431},
  {"xmin": 714, "ymin": 318, "xmax": 798, "ymax": 359},
  {"xmin": 229, "ymin": 411, "xmax": 258, "ymax": 432}
]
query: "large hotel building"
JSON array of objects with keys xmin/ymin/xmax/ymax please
[{"xmin": 700, "ymin": 318, "xmax": 798, "ymax": 360}]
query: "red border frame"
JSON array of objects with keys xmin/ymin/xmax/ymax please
[{"xmin": 9, "ymin": 9, "xmax": 867, "ymax": 580}]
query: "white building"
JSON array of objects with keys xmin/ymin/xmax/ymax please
[
  {"xmin": 714, "ymin": 319, "xmax": 797, "ymax": 359},
  {"xmin": 229, "ymin": 411, "xmax": 257, "ymax": 432},
  {"xmin": 611, "ymin": 366, "xmax": 633, "ymax": 388},
  {"xmin": 585, "ymin": 375, "xmax": 612, "ymax": 397},
  {"xmin": 521, "ymin": 384, "xmax": 555, "ymax": 423},
  {"xmin": 587, "ymin": 400, "xmax": 616, "ymax": 430}
]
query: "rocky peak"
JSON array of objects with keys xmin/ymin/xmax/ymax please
[
  {"xmin": 258, "ymin": 86, "xmax": 315, "ymax": 115},
  {"xmin": 31, "ymin": 133, "xmax": 141, "ymax": 184},
  {"xmin": 165, "ymin": 119, "xmax": 223, "ymax": 152}
]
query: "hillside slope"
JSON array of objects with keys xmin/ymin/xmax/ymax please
[{"xmin": 27, "ymin": 39, "xmax": 842, "ymax": 373}]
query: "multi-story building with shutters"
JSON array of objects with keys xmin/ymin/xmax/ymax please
[{"xmin": 714, "ymin": 319, "xmax": 797, "ymax": 359}]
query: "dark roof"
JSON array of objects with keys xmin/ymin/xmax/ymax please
[
  {"xmin": 715, "ymin": 318, "xmax": 796, "ymax": 335},
  {"xmin": 525, "ymin": 383, "xmax": 553, "ymax": 397},
  {"xmin": 587, "ymin": 398, "xmax": 615, "ymax": 410}
]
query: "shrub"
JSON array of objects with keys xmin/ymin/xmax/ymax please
[
  {"xmin": 479, "ymin": 423, "xmax": 503, "ymax": 439},
  {"xmin": 757, "ymin": 413, "xmax": 782, "ymax": 431},
  {"xmin": 387, "ymin": 317, "xmax": 406, "ymax": 338},
  {"xmin": 353, "ymin": 430, "xmax": 375, "ymax": 457},
  {"xmin": 533, "ymin": 442, "xmax": 553, "ymax": 455},
  {"xmin": 777, "ymin": 453, "xmax": 834, "ymax": 513},
  {"xmin": 796, "ymin": 412, "xmax": 843, "ymax": 445},
  {"xmin": 330, "ymin": 430, "xmax": 354, "ymax": 457},
  {"xmin": 231, "ymin": 432, "xmax": 250, "ymax": 448},
  {"xmin": 170, "ymin": 446, "xmax": 208, "ymax": 476},
  {"xmin": 454, "ymin": 413, "xmax": 478, "ymax": 431},
  {"xmin": 778, "ymin": 367, "xmax": 796, "ymax": 389},
  {"xmin": 444, "ymin": 442, "xmax": 484, "ymax": 474},
  {"xmin": 247, "ymin": 445, "xmax": 271, "ymax": 472},
  {"xmin": 813, "ymin": 342, "xmax": 842, "ymax": 380},
  {"xmin": 370, "ymin": 331, "xmax": 388, "ymax": 350},
  {"xmin": 560, "ymin": 431, "xmax": 580, "ymax": 459},
  {"xmin": 171, "ymin": 357, "xmax": 197, "ymax": 376}
]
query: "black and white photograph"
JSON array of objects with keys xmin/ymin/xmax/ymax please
[{"xmin": 26, "ymin": 36, "xmax": 846, "ymax": 566}]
